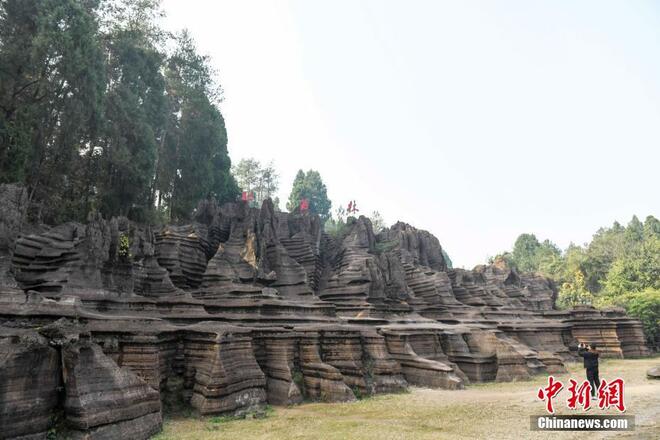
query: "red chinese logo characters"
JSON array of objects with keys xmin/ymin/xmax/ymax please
[
  {"xmin": 597, "ymin": 378, "xmax": 626, "ymax": 412},
  {"xmin": 537, "ymin": 376, "xmax": 564, "ymax": 413},
  {"xmin": 537, "ymin": 376, "xmax": 625, "ymax": 413},
  {"xmin": 566, "ymin": 379, "xmax": 592, "ymax": 410}
]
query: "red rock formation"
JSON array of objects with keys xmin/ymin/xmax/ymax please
[{"xmin": 0, "ymin": 187, "xmax": 651, "ymax": 439}]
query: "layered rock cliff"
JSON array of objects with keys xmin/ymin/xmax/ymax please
[{"xmin": 0, "ymin": 189, "xmax": 650, "ymax": 439}]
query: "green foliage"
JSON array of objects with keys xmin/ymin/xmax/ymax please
[
  {"xmin": 557, "ymin": 270, "xmax": 594, "ymax": 308},
  {"xmin": 373, "ymin": 240, "xmax": 398, "ymax": 255},
  {"xmin": 497, "ymin": 215, "xmax": 660, "ymax": 345},
  {"xmin": 0, "ymin": 0, "xmax": 237, "ymax": 224},
  {"xmin": 511, "ymin": 234, "xmax": 541, "ymax": 272},
  {"xmin": 231, "ymin": 158, "xmax": 279, "ymax": 208},
  {"xmin": 324, "ymin": 206, "xmax": 347, "ymax": 238},
  {"xmin": 155, "ymin": 30, "xmax": 238, "ymax": 221},
  {"xmin": 598, "ymin": 288, "xmax": 660, "ymax": 347},
  {"xmin": 286, "ymin": 169, "xmax": 331, "ymax": 222},
  {"xmin": 369, "ymin": 211, "xmax": 386, "ymax": 233},
  {"xmin": 441, "ymin": 249, "xmax": 453, "ymax": 269},
  {"xmin": 209, "ymin": 415, "xmax": 240, "ymax": 424},
  {"xmin": 351, "ymin": 386, "xmax": 364, "ymax": 400},
  {"xmin": 118, "ymin": 234, "xmax": 131, "ymax": 261},
  {"xmin": 324, "ymin": 217, "xmax": 347, "ymax": 238},
  {"xmin": 0, "ymin": 0, "xmax": 106, "ymax": 222},
  {"xmin": 601, "ymin": 236, "xmax": 660, "ymax": 296},
  {"xmin": 497, "ymin": 233, "xmax": 562, "ymax": 276},
  {"xmin": 292, "ymin": 370, "xmax": 305, "ymax": 395}
]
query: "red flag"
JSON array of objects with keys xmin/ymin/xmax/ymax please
[{"xmin": 300, "ymin": 198, "xmax": 309, "ymax": 211}]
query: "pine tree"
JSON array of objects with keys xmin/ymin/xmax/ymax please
[{"xmin": 286, "ymin": 169, "xmax": 331, "ymax": 222}]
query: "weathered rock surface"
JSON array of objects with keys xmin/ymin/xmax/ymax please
[
  {"xmin": 63, "ymin": 339, "xmax": 162, "ymax": 439},
  {"xmin": 0, "ymin": 184, "xmax": 651, "ymax": 439},
  {"xmin": 647, "ymin": 366, "xmax": 660, "ymax": 379},
  {"xmin": 0, "ymin": 329, "xmax": 60, "ymax": 440}
]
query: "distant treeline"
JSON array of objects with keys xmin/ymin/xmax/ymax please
[
  {"xmin": 492, "ymin": 215, "xmax": 660, "ymax": 347},
  {"xmin": 0, "ymin": 0, "xmax": 238, "ymax": 224}
]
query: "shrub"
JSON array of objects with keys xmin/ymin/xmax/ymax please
[
  {"xmin": 118, "ymin": 234, "xmax": 131, "ymax": 261},
  {"xmin": 598, "ymin": 288, "xmax": 660, "ymax": 348}
]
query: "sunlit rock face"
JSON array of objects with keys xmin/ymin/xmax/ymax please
[{"xmin": 0, "ymin": 185, "xmax": 650, "ymax": 439}]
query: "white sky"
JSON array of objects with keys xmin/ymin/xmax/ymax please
[{"xmin": 162, "ymin": 0, "xmax": 660, "ymax": 268}]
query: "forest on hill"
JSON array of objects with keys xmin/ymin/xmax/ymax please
[
  {"xmin": 0, "ymin": 0, "xmax": 238, "ymax": 224},
  {"xmin": 493, "ymin": 215, "xmax": 659, "ymax": 348}
]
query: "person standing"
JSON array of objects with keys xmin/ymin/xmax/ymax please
[{"xmin": 578, "ymin": 342, "xmax": 600, "ymax": 396}]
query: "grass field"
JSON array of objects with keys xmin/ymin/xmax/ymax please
[{"xmin": 153, "ymin": 356, "xmax": 660, "ymax": 440}]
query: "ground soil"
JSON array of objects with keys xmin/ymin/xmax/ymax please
[{"xmin": 153, "ymin": 356, "xmax": 660, "ymax": 440}]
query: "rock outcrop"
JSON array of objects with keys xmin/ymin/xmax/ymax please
[
  {"xmin": 62, "ymin": 339, "xmax": 162, "ymax": 439},
  {"xmin": 0, "ymin": 329, "xmax": 60, "ymax": 440},
  {"xmin": 0, "ymin": 185, "xmax": 651, "ymax": 439},
  {"xmin": 647, "ymin": 366, "xmax": 660, "ymax": 380}
]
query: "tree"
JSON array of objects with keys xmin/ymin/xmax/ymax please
[
  {"xmin": 0, "ymin": 0, "xmax": 105, "ymax": 222},
  {"xmin": 324, "ymin": 206, "xmax": 347, "ymax": 238},
  {"xmin": 369, "ymin": 211, "xmax": 385, "ymax": 233},
  {"xmin": 494, "ymin": 233, "xmax": 561, "ymax": 277},
  {"xmin": 602, "ymin": 241, "xmax": 660, "ymax": 296},
  {"xmin": 95, "ymin": 0, "xmax": 168, "ymax": 219},
  {"xmin": 157, "ymin": 31, "xmax": 237, "ymax": 221},
  {"xmin": 232, "ymin": 158, "xmax": 261, "ymax": 195},
  {"xmin": 0, "ymin": 0, "xmax": 238, "ymax": 223},
  {"xmin": 613, "ymin": 289, "xmax": 660, "ymax": 347},
  {"xmin": 257, "ymin": 161, "xmax": 279, "ymax": 206},
  {"xmin": 494, "ymin": 215, "xmax": 660, "ymax": 345},
  {"xmin": 441, "ymin": 249, "xmax": 453, "ymax": 269},
  {"xmin": 643, "ymin": 215, "xmax": 660, "ymax": 237},
  {"xmin": 231, "ymin": 158, "xmax": 279, "ymax": 207},
  {"xmin": 510, "ymin": 233, "xmax": 541, "ymax": 273},
  {"xmin": 286, "ymin": 169, "xmax": 331, "ymax": 222},
  {"xmin": 558, "ymin": 270, "xmax": 594, "ymax": 308}
]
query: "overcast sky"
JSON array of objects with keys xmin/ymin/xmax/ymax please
[{"xmin": 162, "ymin": 0, "xmax": 660, "ymax": 268}]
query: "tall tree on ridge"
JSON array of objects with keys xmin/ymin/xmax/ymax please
[
  {"xmin": 159, "ymin": 30, "xmax": 237, "ymax": 221},
  {"xmin": 232, "ymin": 158, "xmax": 279, "ymax": 207},
  {"xmin": 287, "ymin": 169, "xmax": 331, "ymax": 222},
  {"xmin": 95, "ymin": 0, "xmax": 167, "ymax": 219},
  {"xmin": 0, "ymin": 0, "xmax": 105, "ymax": 222}
]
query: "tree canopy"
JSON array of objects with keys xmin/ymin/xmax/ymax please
[
  {"xmin": 286, "ymin": 169, "xmax": 331, "ymax": 222},
  {"xmin": 492, "ymin": 215, "xmax": 660, "ymax": 347},
  {"xmin": 231, "ymin": 158, "xmax": 280, "ymax": 209},
  {"xmin": 0, "ymin": 0, "xmax": 237, "ymax": 224}
]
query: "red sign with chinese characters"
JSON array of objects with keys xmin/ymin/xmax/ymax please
[{"xmin": 241, "ymin": 191, "xmax": 255, "ymax": 202}]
